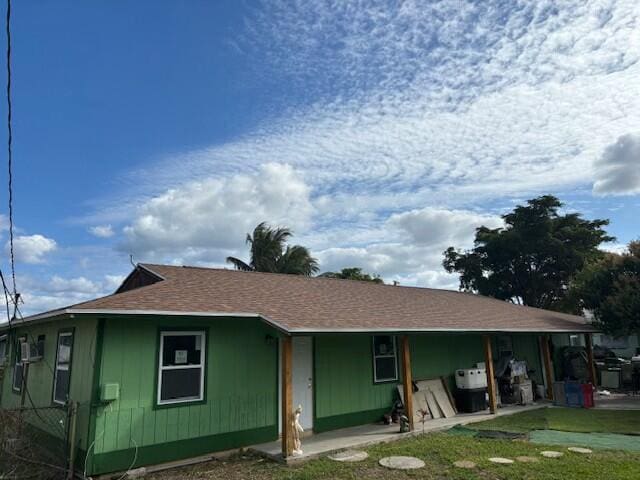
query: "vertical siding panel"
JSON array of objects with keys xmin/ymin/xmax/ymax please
[
  {"xmin": 154, "ymin": 408, "xmax": 167, "ymax": 444},
  {"xmin": 166, "ymin": 408, "xmax": 179, "ymax": 442},
  {"xmin": 142, "ymin": 407, "xmax": 156, "ymax": 446},
  {"xmin": 102, "ymin": 409, "xmax": 118, "ymax": 453}
]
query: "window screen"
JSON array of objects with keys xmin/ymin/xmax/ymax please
[
  {"xmin": 372, "ymin": 335, "xmax": 398, "ymax": 383},
  {"xmin": 157, "ymin": 331, "xmax": 205, "ymax": 405},
  {"xmin": 53, "ymin": 332, "xmax": 74, "ymax": 404}
]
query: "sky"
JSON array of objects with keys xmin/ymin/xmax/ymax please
[{"xmin": 0, "ymin": 0, "xmax": 639, "ymax": 318}]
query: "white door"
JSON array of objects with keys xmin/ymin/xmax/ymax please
[{"xmin": 292, "ymin": 336, "xmax": 314, "ymax": 430}]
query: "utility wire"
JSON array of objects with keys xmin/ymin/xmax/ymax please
[{"xmin": 5, "ymin": 0, "xmax": 16, "ymax": 299}]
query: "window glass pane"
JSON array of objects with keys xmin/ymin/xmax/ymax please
[
  {"xmin": 160, "ymin": 368, "xmax": 202, "ymax": 401},
  {"xmin": 162, "ymin": 334, "xmax": 202, "ymax": 366},
  {"xmin": 57, "ymin": 334, "xmax": 73, "ymax": 364},
  {"xmin": 13, "ymin": 363, "xmax": 23, "ymax": 390},
  {"xmin": 54, "ymin": 333, "xmax": 73, "ymax": 403},
  {"xmin": 54, "ymin": 369, "xmax": 70, "ymax": 403},
  {"xmin": 374, "ymin": 336, "xmax": 395, "ymax": 356},
  {"xmin": 0, "ymin": 337, "xmax": 6, "ymax": 360},
  {"xmin": 375, "ymin": 357, "xmax": 397, "ymax": 381}
]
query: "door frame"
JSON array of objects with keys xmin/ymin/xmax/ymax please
[{"xmin": 278, "ymin": 335, "xmax": 315, "ymax": 433}]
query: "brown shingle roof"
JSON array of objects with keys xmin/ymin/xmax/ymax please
[{"xmin": 31, "ymin": 263, "xmax": 592, "ymax": 333}]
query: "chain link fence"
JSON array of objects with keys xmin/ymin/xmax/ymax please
[{"xmin": 0, "ymin": 402, "xmax": 77, "ymax": 480}]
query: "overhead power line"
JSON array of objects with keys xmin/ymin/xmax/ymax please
[{"xmin": 5, "ymin": 0, "xmax": 16, "ymax": 299}]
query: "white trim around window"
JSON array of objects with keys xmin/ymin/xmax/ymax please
[
  {"xmin": 12, "ymin": 336, "xmax": 26, "ymax": 392},
  {"xmin": 157, "ymin": 330, "xmax": 206, "ymax": 406},
  {"xmin": 53, "ymin": 331, "xmax": 74, "ymax": 405},
  {"xmin": 372, "ymin": 335, "xmax": 399, "ymax": 383}
]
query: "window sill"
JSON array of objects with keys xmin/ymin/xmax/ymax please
[{"xmin": 154, "ymin": 398, "xmax": 206, "ymax": 410}]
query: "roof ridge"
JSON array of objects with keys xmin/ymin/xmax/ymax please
[{"xmin": 142, "ymin": 262, "xmax": 470, "ymax": 293}]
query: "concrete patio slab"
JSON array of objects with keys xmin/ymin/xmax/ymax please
[{"xmin": 250, "ymin": 403, "xmax": 547, "ymax": 463}]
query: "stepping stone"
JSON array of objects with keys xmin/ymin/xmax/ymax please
[
  {"xmin": 541, "ymin": 451, "xmax": 564, "ymax": 458},
  {"xmin": 453, "ymin": 460, "xmax": 476, "ymax": 469},
  {"xmin": 568, "ymin": 447, "xmax": 592, "ymax": 454},
  {"xmin": 379, "ymin": 456, "xmax": 425, "ymax": 470},
  {"xmin": 488, "ymin": 457, "xmax": 514, "ymax": 464},
  {"xmin": 328, "ymin": 450, "xmax": 369, "ymax": 462},
  {"xmin": 516, "ymin": 456, "xmax": 539, "ymax": 463}
]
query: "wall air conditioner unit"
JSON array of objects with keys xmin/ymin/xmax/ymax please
[{"xmin": 28, "ymin": 341, "xmax": 43, "ymax": 362}]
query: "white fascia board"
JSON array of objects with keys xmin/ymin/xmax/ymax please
[{"xmin": 6, "ymin": 308, "xmax": 291, "ymax": 335}]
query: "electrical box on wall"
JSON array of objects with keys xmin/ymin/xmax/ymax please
[{"xmin": 100, "ymin": 383, "xmax": 120, "ymax": 402}]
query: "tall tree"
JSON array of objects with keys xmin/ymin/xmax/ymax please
[
  {"xmin": 226, "ymin": 222, "xmax": 319, "ymax": 275},
  {"xmin": 570, "ymin": 241, "xmax": 640, "ymax": 336},
  {"xmin": 443, "ymin": 195, "xmax": 613, "ymax": 311},
  {"xmin": 319, "ymin": 267, "xmax": 384, "ymax": 283}
]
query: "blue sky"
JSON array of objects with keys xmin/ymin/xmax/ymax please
[{"xmin": 0, "ymin": 0, "xmax": 639, "ymax": 316}]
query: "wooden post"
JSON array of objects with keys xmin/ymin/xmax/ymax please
[
  {"xmin": 400, "ymin": 335, "xmax": 414, "ymax": 431},
  {"xmin": 281, "ymin": 336, "xmax": 293, "ymax": 458},
  {"xmin": 482, "ymin": 335, "xmax": 497, "ymax": 414},
  {"xmin": 540, "ymin": 335, "xmax": 554, "ymax": 400},
  {"xmin": 584, "ymin": 333, "xmax": 597, "ymax": 387}
]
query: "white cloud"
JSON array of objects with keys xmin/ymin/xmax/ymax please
[
  {"xmin": 314, "ymin": 207, "xmax": 501, "ymax": 287},
  {"xmin": 89, "ymin": 224, "xmax": 115, "ymax": 238},
  {"xmin": 121, "ymin": 163, "xmax": 314, "ymax": 263},
  {"xmin": 7, "ymin": 234, "xmax": 57, "ymax": 264},
  {"xmin": 70, "ymin": 0, "xmax": 640, "ymax": 291},
  {"xmin": 1, "ymin": 273, "xmax": 127, "ymax": 319},
  {"xmin": 388, "ymin": 207, "xmax": 503, "ymax": 247},
  {"xmin": 593, "ymin": 133, "xmax": 640, "ymax": 196}
]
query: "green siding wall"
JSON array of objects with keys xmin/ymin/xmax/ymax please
[
  {"xmin": 0, "ymin": 317, "xmax": 97, "ymax": 453},
  {"xmin": 411, "ymin": 334, "xmax": 485, "ymax": 389},
  {"xmin": 89, "ymin": 316, "xmax": 278, "ymax": 474},
  {"xmin": 314, "ymin": 335, "xmax": 398, "ymax": 432}
]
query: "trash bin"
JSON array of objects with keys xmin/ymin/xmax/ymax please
[
  {"xmin": 581, "ymin": 383, "xmax": 594, "ymax": 409},
  {"xmin": 565, "ymin": 382, "xmax": 583, "ymax": 407},
  {"xmin": 455, "ymin": 388, "xmax": 488, "ymax": 413}
]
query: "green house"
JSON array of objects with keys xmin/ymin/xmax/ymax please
[{"xmin": 0, "ymin": 264, "xmax": 595, "ymax": 476}]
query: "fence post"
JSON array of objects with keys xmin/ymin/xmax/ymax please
[{"xmin": 67, "ymin": 401, "xmax": 78, "ymax": 480}]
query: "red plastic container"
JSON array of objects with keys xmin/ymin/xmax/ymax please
[{"xmin": 581, "ymin": 383, "xmax": 594, "ymax": 409}]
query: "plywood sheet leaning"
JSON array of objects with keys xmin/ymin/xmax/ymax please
[
  {"xmin": 424, "ymin": 388, "xmax": 442, "ymax": 419},
  {"xmin": 441, "ymin": 377, "xmax": 458, "ymax": 414},
  {"xmin": 416, "ymin": 379, "xmax": 456, "ymax": 419},
  {"xmin": 397, "ymin": 385, "xmax": 431, "ymax": 424}
]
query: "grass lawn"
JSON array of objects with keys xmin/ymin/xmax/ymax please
[
  {"xmin": 149, "ymin": 408, "xmax": 640, "ymax": 480},
  {"xmin": 468, "ymin": 407, "xmax": 640, "ymax": 435},
  {"xmin": 149, "ymin": 433, "xmax": 640, "ymax": 480}
]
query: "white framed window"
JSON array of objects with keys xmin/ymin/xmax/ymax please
[
  {"xmin": 12, "ymin": 336, "xmax": 26, "ymax": 392},
  {"xmin": 372, "ymin": 335, "xmax": 398, "ymax": 383},
  {"xmin": 53, "ymin": 331, "xmax": 74, "ymax": 404},
  {"xmin": 0, "ymin": 334, "xmax": 7, "ymax": 366},
  {"xmin": 157, "ymin": 331, "xmax": 206, "ymax": 405}
]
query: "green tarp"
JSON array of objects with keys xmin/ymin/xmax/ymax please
[{"xmin": 529, "ymin": 430, "xmax": 640, "ymax": 452}]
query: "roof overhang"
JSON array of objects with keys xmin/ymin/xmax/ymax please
[{"xmin": 1, "ymin": 307, "xmax": 597, "ymax": 335}]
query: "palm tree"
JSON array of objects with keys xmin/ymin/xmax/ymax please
[{"xmin": 226, "ymin": 222, "xmax": 319, "ymax": 276}]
